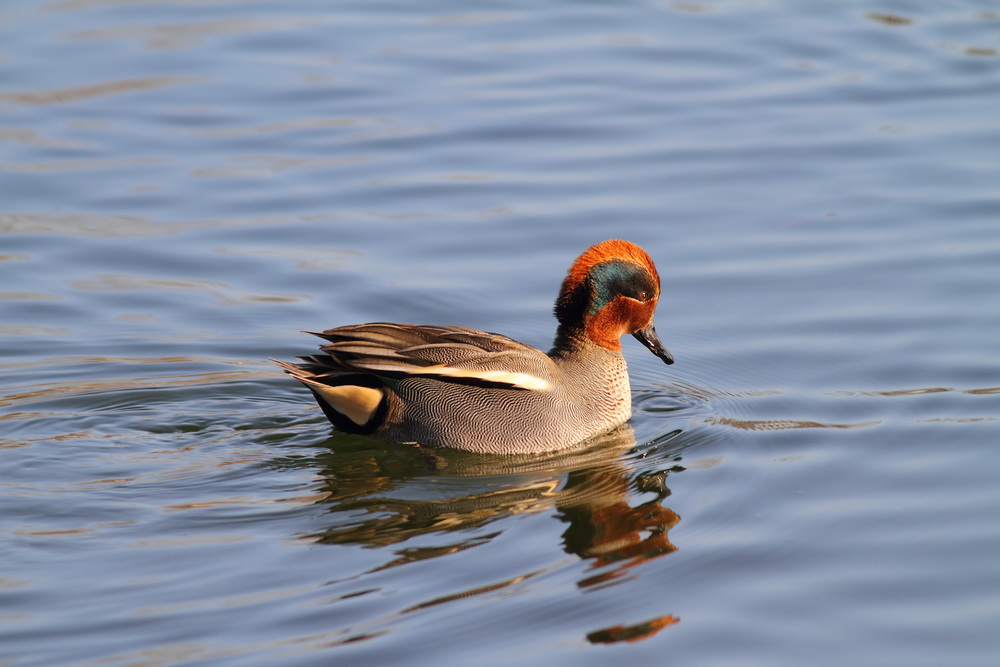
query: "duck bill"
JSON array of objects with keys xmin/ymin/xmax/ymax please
[{"xmin": 633, "ymin": 323, "xmax": 674, "ymax": 365}]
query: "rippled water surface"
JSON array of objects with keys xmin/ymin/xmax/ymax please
[{"xmin": 3, "ymin": 1, "xmax": 999, "ymax": 664}]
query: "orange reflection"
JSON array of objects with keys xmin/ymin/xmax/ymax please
[
  {"xmin": 559, "ymin": 465, "xmax": 680, "ymax": 588},
  {"xmin": 587, "ymin": 614, "xmax": 680, "ymax": 644}
]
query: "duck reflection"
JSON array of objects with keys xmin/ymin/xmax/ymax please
[
  {"xmin": 559, "ymin": 458, "xmax": 680, "ymax": 588},
  {"xmin": 298, "ymin": 424, "xmax": 684, "ymax": 581},
  {"xmin": 278, "ymin": 424, "xmax": 687, "ymax": 643}
]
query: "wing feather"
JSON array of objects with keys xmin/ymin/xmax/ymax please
[{"xmin": 301, "ymin": 323, "xmax": 554, "ymax": 391}]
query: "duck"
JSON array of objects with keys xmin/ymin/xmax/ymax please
[{"xmin": 276, "ymin": 239, "xmax": 674, "ymax": 455}]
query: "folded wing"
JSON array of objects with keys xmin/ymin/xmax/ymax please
[{"xmin": 301, "ymin": 323, "xmax": 554, "ymax": 391}]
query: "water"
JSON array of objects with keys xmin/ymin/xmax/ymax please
[{"xmin": 2, "ymin": 0, "xmax": 999, "ymax": 664}]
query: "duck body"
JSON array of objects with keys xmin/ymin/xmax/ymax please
[{"xmin": 277, "ymin": 240, "xmax": 673, "ymax": 455}]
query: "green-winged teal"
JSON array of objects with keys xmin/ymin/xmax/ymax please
[{"xmin": 277, "ymin": 240, "xmax": 673, "ymax": 454}]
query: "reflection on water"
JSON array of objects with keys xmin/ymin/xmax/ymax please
[
  {"xmin": 0, "ymin": 211, "xmax": 420, "ymax": 237},
  {"xmin": 68, "ymin": 272, "xmax": 310, "ymax": 305},
  {"xmin": 175, "ymin": 116, "xmax": 377, "ymax": 138},
  {"xmin": 709, "ymin": 415, "xmax": 881, "ymax": 431},
  {"xmin": 67, "ymin": 16, "xmax": 320, "ymax": 51},
  {"xmin": 276, "ymin": 425, "xmax": 686, "ymax": 643},
  {"xmin": 0, "ymin": 156, "xmax": 167, "ymax": 173},
  {"xmin": 0, "ymin": 75, "xmax": 203, "ymax": 106},
  {"xmin": 587, "ymin": 614, "xmax": 680, "ymax": 644},
  {"xmin": 190, "ymin": 154, "xmax": 374, "ymax": 178}
]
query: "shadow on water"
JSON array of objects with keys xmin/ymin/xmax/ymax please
[{"xmin": 267, "ymin": 422, "xmax": 695, "ymax": 643}]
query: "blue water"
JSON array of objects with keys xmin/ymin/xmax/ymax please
[{"xmin": 2, "ymin": 1, "xmax": 999, "ymax": 664}]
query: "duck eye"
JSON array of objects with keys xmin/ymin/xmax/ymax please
[{"xmin": 637, "ymin": 290, "xmax": 649, "ymax": 301}]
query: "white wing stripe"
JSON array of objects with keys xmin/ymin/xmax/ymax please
[{"xmin": 358, "ymin": 362, "xmax": 550, "ymax": 391}]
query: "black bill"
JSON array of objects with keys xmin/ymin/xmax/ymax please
[{"xmin": 632, "ymin": 323, "xmax": 674, "ymax": 365}]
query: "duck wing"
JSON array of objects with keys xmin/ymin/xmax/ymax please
[{"xmin": 297, "ymin": 323, "xmax": 555, "ymax": 391}]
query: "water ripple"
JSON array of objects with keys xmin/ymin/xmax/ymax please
[{"xmin": 0, "ymin": 76, "xmax": 203, "ymax": 105}]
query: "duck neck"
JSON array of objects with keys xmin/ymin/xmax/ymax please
[{"xmin": 550, "ymin": 322, "xmax": 604, "ymax": 360}]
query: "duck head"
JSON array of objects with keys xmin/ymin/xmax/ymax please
[{"xmin": 555, "ymin": 240, "xmax": 674, "ymax": 365}]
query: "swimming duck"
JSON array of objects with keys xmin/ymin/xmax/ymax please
[{"xmin": 276, "ymin": 239, "xmax": 673, "ymax": 454}]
